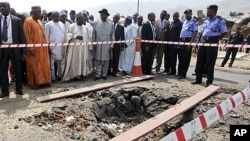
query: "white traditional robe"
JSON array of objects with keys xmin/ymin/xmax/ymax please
[
  {"xmin": 61, "ymin": 23, "xmax": 91, "ymax": 82},
  {"xmin": 85, "ymin": 22, "xmax": 94, "ymax": 68},
  {"xmin": 60, "ymin": 20, "xmax": 71, "ymax": 72},
  {"xmin": 119, "ymin": 24, "xmax": 137, "ymax": 74},
  {"xmin": 45, "ymin": 21, "xmax": 66, "ymax": 60}
]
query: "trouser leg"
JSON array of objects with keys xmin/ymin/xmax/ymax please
[
  {"xmin": 95, "ymin": 60, "xmax": 102, "ymax": 77},
  {"xmin": 50, "ymin": 58, "xmax": 56, "ymax": 80},
  {"xmin": 221, "ymin": 48, "xmax": 231, "ymax": 66},
  {"xmin": 196, "ymin": 46, "xmax": 206, "ymax": 82},
  {"xmin": 229, "ymin": 48, "xmax": 238, "ymax": 66},
  {"xmin": 102, "ymin": 60, "xmax": 109, "ymax": 77},
  {"xmin": 56, "ymin": 60, "xmax": 62, "ymax": 78},
  {"xmin": 206, "ymin": 47, "xmax": 218, "ymax": 84}
]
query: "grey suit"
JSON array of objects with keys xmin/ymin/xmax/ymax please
[{"xmin": 0, "ymin": 14, "xmax": 26, "ymax": 94}]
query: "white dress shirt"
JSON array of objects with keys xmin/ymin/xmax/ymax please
[{"xmin": 1, "ymin": 14, "xmax": 13, "ymax": 44}]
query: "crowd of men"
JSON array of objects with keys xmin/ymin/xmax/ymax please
[{"xmin": 0, "ymin": 1, "xmax": 232, "ymax": 98}]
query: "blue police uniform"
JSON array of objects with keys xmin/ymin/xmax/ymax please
[
  {"xmin": 178, "ymin": 18, "xmax": 198, "ymax": 79},
  {"xmin": 180, "ymin": 19, "xmax": 198, "ymax": 38},
  {"xmin": 193, "ymin": 14, "xmax": 228, "ymax": 86},
  {"xmin": 202, "ymin": 16, "xmax": 227, "ymax": 37}
]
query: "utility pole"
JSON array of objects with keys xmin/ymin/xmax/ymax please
[{"xmin": 137, "ymin": 0, "xmax": 140, "ymax": 14}]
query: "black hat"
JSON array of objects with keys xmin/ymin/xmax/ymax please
[
  {"xmin": 47, "ymin": 12, "xmax": 52, "ymax": 17},
  {"xmin": 184, "ymin": 9, "xmax": 192, "ymax": 14},
  {"xmin": 207, "ymin": 5, "xmax": 218, "ymax": 11},
  {"xmin": 99, "ymin": 8, "xmax": 110, "ymax": 16},
  {"xmin": 70, "ymin": 10, "xmax": 76, "ymax": 14}
]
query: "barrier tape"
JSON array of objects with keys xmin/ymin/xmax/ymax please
[
  {"xmin": 0, "ymin": 40, "xmax": 250, "ymax": 48},
  {"xmin": 160, "ymin": 87, "xmax": 250, "ymax": 141}
]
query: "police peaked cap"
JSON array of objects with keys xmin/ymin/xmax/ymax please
[{"xmin": 207, "ymin": 5, "xmax": 218, "ymax": 11}]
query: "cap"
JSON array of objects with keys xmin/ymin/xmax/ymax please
[
  {"xmin": 184, "ymin": 9, "xmax": 192, "ymax": 14},
  {"xmin": 207, "ymin": 5, "xmax": 218, "ymax": 11},
  {"xmin": 75, "ymin": 12, "xmax": 83, "ymax": 19},
  {"xmin": 60, "ymin": 10, "xmax": 66, "ymax": 16},
  {"xmin": 126, "ymin": 15, "xmax": 133, "ymax": 21}
]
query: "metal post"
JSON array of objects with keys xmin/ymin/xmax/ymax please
[{"xmin": 137, "ymin": 0, "xmax": 140, "ymax": 14}]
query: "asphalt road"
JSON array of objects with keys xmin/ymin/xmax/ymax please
[{"xmin": 187, "ymin": 64, "xmax": 250, "ymax": 88}]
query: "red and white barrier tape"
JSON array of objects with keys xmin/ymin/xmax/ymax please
[
  {"xmin": 0, "ymin": 40, "xmax": 249, "ymax": 48},
  {"xmin": 160, "ymin": 87, "xmax": 250, "ymax": 141}
]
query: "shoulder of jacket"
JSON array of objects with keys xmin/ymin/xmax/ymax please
[
  {"xmin": 216, "ymin": 15, "xmax": 224, "ymax": 20},
  {"xmin": 192, "ymin": 18, "xmax": 197, "ymax": 22}
]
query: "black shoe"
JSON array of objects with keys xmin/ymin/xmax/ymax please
[
  {"xmin": 178, "ymin": 76, "xmax": 186, "ymax": 79},
  {"xmin": 94, "ymin": 77, "xmax": 100, "ymax": 81},
  {"xmin": 102, "ymin": 76, "xmax": 107, "ymax": 80},
  {"xmin": 220, "ymin": 64, "xmax": 224, "ymax": 67},
  {"xmin": 56, "ymin": 77, "xmax": 62, "ymax": 81},
  {"xmin": 228, "ymin": 64, "xmax": 232, "ymax": 68},
  {"xmin": 191, "ymin": 80, "xmax": 202, "ymax": 84},
  {"xmin": 122, "ymin": 71, "xmax": 129, "ymax": 76},
  {"xmin": 0, "ymin": 92, "xmax": 9, "ymax": 98},
  {"xmin": 16, "ymin": 90, "xmax": 24, "ymax": 95},
  {"xmin": 205, "ymin": 83, "xmax": 211, "ymax": 87},
  {"xmin": 205, "ymin": 81, "xmax": 211, "ymax": 87}
]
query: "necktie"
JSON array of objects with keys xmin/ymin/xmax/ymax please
[
  {"xmin": 2, "ymin": 16, "xmax": 8, "ymax": 42},
  {"xmin": 160, "ymin": 20, "xmax": 164, "ymax": 31},
  {"xmin": 151, "ymin": 22, "xmax": 156, "ymax": 40}
]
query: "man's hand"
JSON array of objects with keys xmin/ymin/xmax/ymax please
[{"xmin": 76, "ymin": 35, "xmax": 83, "ymax": 40}]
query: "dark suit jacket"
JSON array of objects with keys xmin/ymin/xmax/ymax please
[
  {"xmin": 114, "ymin": 24, "xmax": 125, "ymax": 47},
  {"xmin": 0, "ymin": 14, "xmax": 26, "ymax": 60},
  {"xmin": 141, "ymin": 21, "xmax": 156, "ymax": 48}
]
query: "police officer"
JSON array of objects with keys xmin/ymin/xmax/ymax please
[
  {"xmin": 178, "ymin": 9, "xmax": 198, "ymax": 79},
  {"xmin": 221, "ymin": 27, "xmax": 244, "ymax": 68},
  {"xmin": 191, "ymin": 5, "xmax": 227, "ymax": 87}
]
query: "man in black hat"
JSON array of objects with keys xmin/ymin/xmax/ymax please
[
  {"xmin": 191, "ymin": 4, "xmax": 227, "ymax": 87},
  {"xmin": 93, "ymin": 8, "xmax": 114, "ymax": 80}
]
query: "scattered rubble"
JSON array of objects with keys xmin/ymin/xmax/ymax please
[{"xmin": 19, "ymin": 87, "xmax": 180, "ymax": 140}]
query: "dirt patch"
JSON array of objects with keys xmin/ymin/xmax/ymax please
[
  {"xmin": 19, "ymin": 87, "xmax": 180, "ymax": 140},
  {"xmin": 0, "ymin": 50, "xmax": 249, "ymax": 141}
]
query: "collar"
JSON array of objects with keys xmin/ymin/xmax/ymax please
[
  {"xmin": 148, "ymin": 20, "xmax": 154, "ymax": 24},
  {"xmin": 208, "ymin": 15, "xmax": 217, "ymax": 21},
  {"xmin": 1, "ymin": 14, "xmax": 11, "ymax": 20}
]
